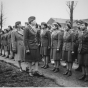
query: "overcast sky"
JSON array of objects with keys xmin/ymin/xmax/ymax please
[{"xmin": 1, "ymin": 0, "xmax": 88, "ymax": 29}]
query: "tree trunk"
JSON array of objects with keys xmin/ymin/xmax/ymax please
[{"xmin": 70, "ymin": 1, "xmax": 74, "ymax": 29}]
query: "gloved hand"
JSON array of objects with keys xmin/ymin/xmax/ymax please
[
  {"xmin": 57, "ymin": 48, "xmax": 59, "ymax": 52},
  {"xmin": 13, "ymin": 49, "xmax": 17, "ymax": 54},
  {"xmin": 26, "ymin": 50, "xmax": 30, "ymax": 54}
]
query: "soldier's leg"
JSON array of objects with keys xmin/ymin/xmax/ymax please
[{"xmin": 2, "ymin": 46, "xmax": 6, "ymax": 57}]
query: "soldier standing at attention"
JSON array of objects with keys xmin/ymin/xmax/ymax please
[
  {"xmin": 7, "ymin": 26, "xmax": 15, "ymax": 59},
  {"xmin": 62, "ymin": 23, "xmax": 74, "ymax": 76},
  {"xmin": 40, "ymin": 22, "xmax": 51, "ymax": 69},
  {"xmin": 2, "ymin": 29, "xmax": 8, "ymax": 57},
  {"xmin": 51, "ymin": 22, "xmax": 63, "ymax": 72},
  {"xmin": 78, "ymin": 22, "xmax": 88, "ymax": 82},
  {"xmin": 0, "ymin": 30, "xmax": 4, "ymax": 56}
]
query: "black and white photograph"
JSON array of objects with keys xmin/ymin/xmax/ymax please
[{"xmin": 0, "ymin": 0, "xmax": 88, "ymax": 87}]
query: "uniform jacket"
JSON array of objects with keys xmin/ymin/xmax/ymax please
[
  {"xmin": 80, "ymin": 30, "xmax": 88, "ymax": 54},
  {"xmin": 3, "ymin": 33, "xmax": 7, "ymax": 46},
  {"xmin": 51, "ymin": 30, "xmax": 63, "ymax": 49},
  {"xmin": 40, "ymin": 29, "xmax": 51, "ymax": 47},
  {"xmin": 62, "ymin": 30, "xmax": 74, "ymax": 51},
  {"xmin": 24, "ymin": 25, "xmax": 39, "ymax": 50}
]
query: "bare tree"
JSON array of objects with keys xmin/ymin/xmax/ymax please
[
  {"xmin": 0, "ymin": 2, "xmax": 6, "ymax": 31},
  {"xmin": 66, "ymin": 1, "xmax": 78, "ymax": 28}
]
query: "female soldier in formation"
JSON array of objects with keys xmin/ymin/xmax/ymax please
[
  {"xmin": 3, "ymin": 29, "xmax": 8, "ymax": 57},
  {"xmin": 11, "ymin": 21, "xmax": 25, "ymax": 71},
  {"xmin": 40, "ymin": 22, "xmax": 51, "ymax": 69},
  {"xmin": 51, "ymin": 22, "xmax": 63, "ymax": 72},
  {"xmin": 7, "ymin": 26, "xmax": 14, "ymax": 59},
  {"xmin": 78, "ymin": 22, "xmax": 88, "ymax": 82},
  {"xmin": 0, "ymin": 30, "xmax": 4, "ymax": 56},
  {"xmin": 62, "ymin": 23, "xmax": 74, "ymax": 76},
  {"xmin": 24, "ymin": 16, "xmax": 41, "ymax": 76}
]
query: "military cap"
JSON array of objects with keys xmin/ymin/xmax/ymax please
[
  {"xmin": 28, "ymin": 16, "xmax": 36, "ymax": 23},
  {"xmin": 25, "ymin": 22, "xmax": 29, "ymax": 25},
  {"xmin": 15, "ymin": 21, "xmax": 21, "ymax": 26},
  {"xmin": 56, "ymin": 22, "xmax": 61, "ymax": 27},
  {"xmin": 41, "ymin": 22, "xmax": 47, "ymax": 25},
  {"xmin": 4, "ymin": 28, "xmax": 8, "ymax": 32}
]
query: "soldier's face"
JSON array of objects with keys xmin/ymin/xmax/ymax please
[
  {"xmin": 18, "ymin": 24, "xmax": 22, "ymax": 28},
  {"xmin": 31, "ymin": 20, "xmax": 36, "ymax": 26},
  {"xmin": 41, "ymin": 25, "xmax": 45, "ymax": 29},
  {"xmin": 77, "ymin": 23, "xmax": 81, "ymax": 28},
  {"xmin": 81, "ymin": 24, "xmax": 85, "ymax": 30}
]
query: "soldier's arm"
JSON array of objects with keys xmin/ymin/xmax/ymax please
[
  {"xmin": 11, "ymin": 31, "xmax": 17, "ymax": 52},
  {"xmin": 23, "ymin": 28, "xmax": 30, "ymax": 51},
  {"xmin": 57, "ymin": 32, "xmax": 62, "ymax": 50},
  {"xmin": 47, "ymin": 31, "xmax": 51, "ymax": 48}
]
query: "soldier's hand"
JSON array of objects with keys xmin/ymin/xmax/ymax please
[
  {"xmin": 13, "ymin": 49, "xmax": 17, "ymax": 54},
  {"xmin": 26, "ymin": 50, "xmax": 30, "ymax": 54},
  {"xmin": 57, "ymin": 48, "xmax": 59, "ymax": 52},
  {"xmin": 72, "ymin": 51, "xmax": 74, "ymax": 54},
  {"xmin": 48, "ymin": 46, "xmax": 51, "ymax": 49}
]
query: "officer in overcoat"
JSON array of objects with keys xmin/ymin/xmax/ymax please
[
  {"xmin": 24, "ymin": 16, "xmax": 41, "ymax": 76},
  {"xmin": 11, "ymin": 21, "xmax": 25, "ymax": 72}
]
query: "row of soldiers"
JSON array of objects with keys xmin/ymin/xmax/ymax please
[{"xmin": 0, "ymin": 16, "xmax": 88, "ymax": 81}]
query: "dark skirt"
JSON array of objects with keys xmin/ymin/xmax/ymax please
[
  {"xmin": 51, "ymin": 48, "xmax": 61, "ymax": 61},
  {"xmin": 62, "ymin": 50, "xmax": 73, "ymax": 63},
  {"xmin": 25, "ymin": 48, "xmax": 41, "ymax": 62},
  {"xmin": 78, "ymin": 54, "xmax": 88, "ymax": 66},
  {"xmin": 40, "ymin": 46, "xmax": 50, "ymax": 56}
]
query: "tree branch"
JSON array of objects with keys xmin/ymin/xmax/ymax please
[{"xmin": 66, "ymin": 1, "xmax": 71, "ymax": 10}]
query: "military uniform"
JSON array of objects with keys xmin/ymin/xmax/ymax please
[
  {"xmin": 0, "ymin": 33, "xmax": 4, "ymax": 55},
  {"xmin": 62, "ymin": 30, "xmax": 74, "ymax": 63},
  {"xmin": 24, "ymin": 25, "xmax": 41, "ymax": 62},
  {"xmin": 40, "ymin": 29, "xmax": 51, "ymax": 56},
  {"xmin": 11, "ymin": 28, "xmax": 25, "ymax": 62},
  {"xmin": 51, "ymin": 30, "xmax": 63, "ymax": 61},
  {"xmin": 78, "ymin": 30, "xmax": 88, "ymax": 66}
]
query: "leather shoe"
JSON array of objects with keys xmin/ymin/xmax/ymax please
[
  {"xmin": 75, "ymin": 66, "xmax": 82, "ymax": 72},
  {"xmin": 67, "ymin": 70, "xmax": 72, "ymax": 77},
  {"xmin": 54, "ymin": 68, "xmax": 59, "ymax": 73},
  {"xmin": 78, "ymin": 75, "xmax": 86, "ymax": 80},
  {"xmin": 2, "ymin": 54, "xmax": 5, "ymax": 57},
  {"xmin": 84, "ymin": 75, "xmax": 88, "ymax": 82},
  {"xmin": 41, "ymin": 65, "xmax": 45, "ymax": 68},
  {"xmin": 44, "ymin": 65, "xmax": 49, "ymax": 69},
  {"xmin": 63, "ymin": 70, "xmax": 69, "ymax": 75},
  {"xmin": 51, "ymin": 68, "xmax": 56, "ymax": 71}
]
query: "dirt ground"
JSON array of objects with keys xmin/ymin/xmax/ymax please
[{"xmin": 0, "ymin": 60, "xmax": 60, "ymax": 87}]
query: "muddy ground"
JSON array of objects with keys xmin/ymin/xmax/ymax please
[{"xmin": 0, "ymin": 60, "xmax": 61, "ymax": 87}]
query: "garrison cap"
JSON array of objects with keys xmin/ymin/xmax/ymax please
[{"xmin": 28, "ymin": 16, "xmax": 36, "ymax": 23}]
